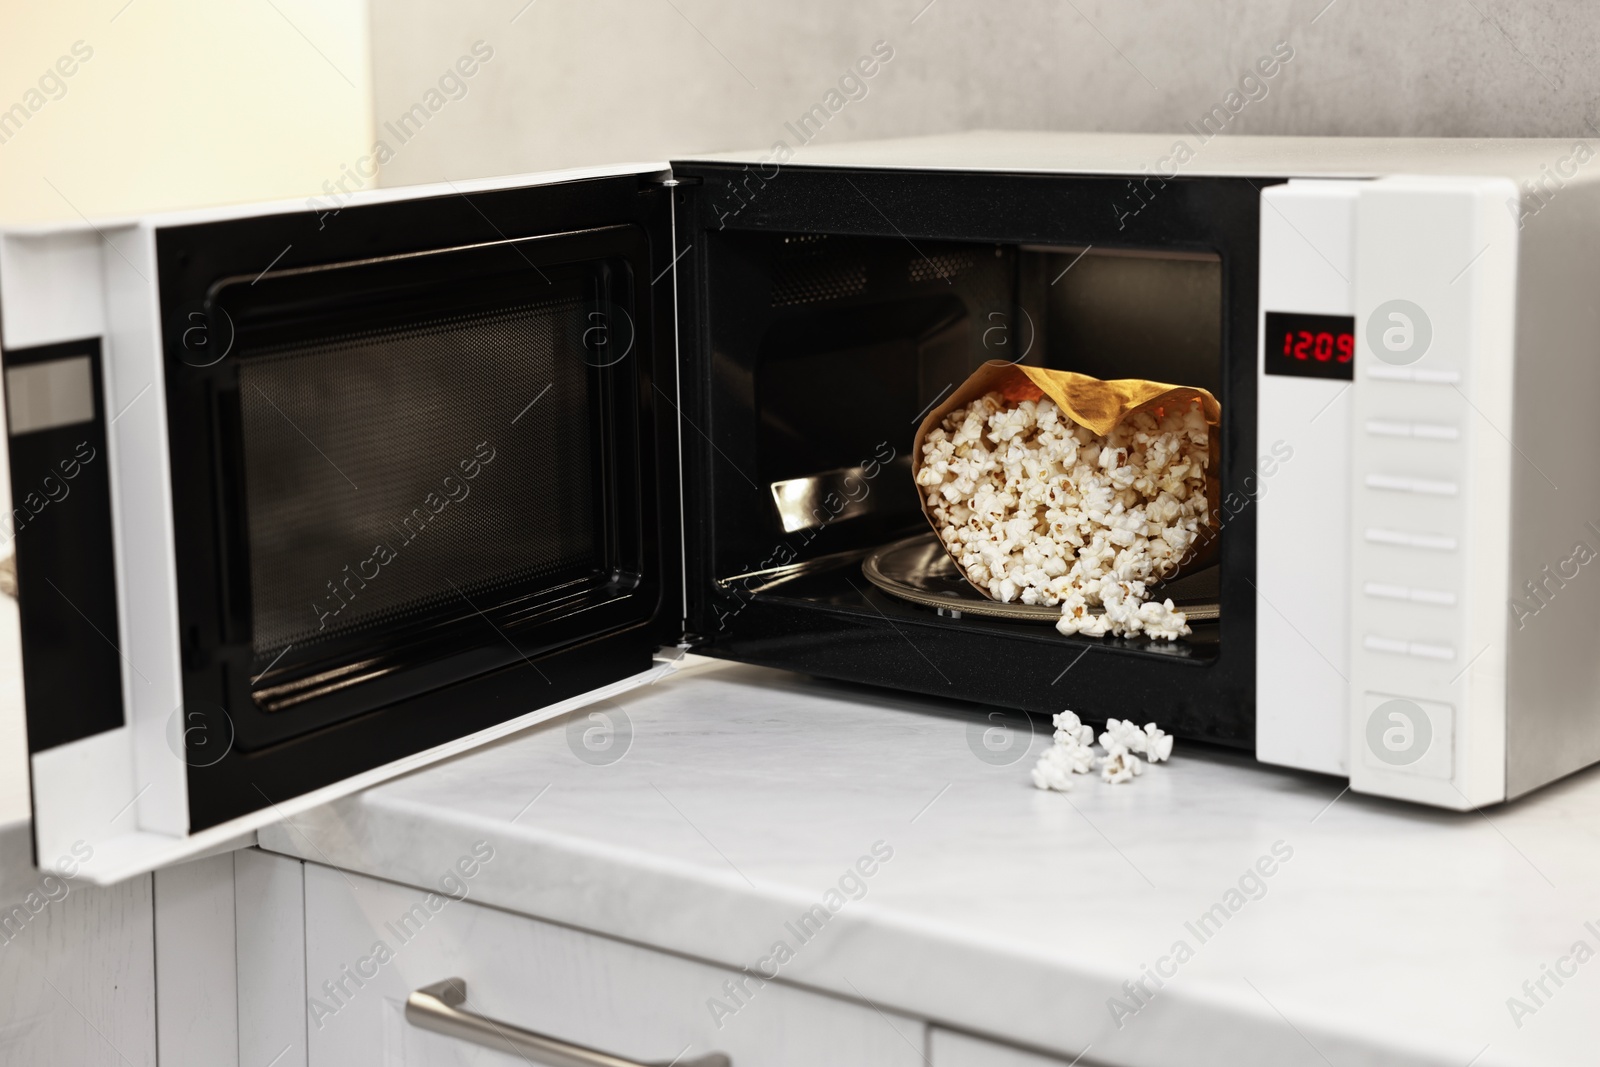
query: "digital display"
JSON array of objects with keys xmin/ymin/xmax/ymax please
[{"xmin": 1264, "ymin": 311, "xmax": 1356, "ymax": 380}]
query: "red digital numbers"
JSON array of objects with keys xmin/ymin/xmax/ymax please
[
  {"xmin": 1281, "ymin": 330, "xmax": 1353, "ymax": 364},
  {"xmin": 1265, "ymin": 312, "xmax": 1356, "ymax": 381}
]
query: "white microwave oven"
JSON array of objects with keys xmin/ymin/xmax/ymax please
[{"xmin": 3, "ymin": 131, "xmax": 1595, "ymax": 883}]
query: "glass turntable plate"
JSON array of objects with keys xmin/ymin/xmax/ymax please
[{"xmin": 862, "ymin": 532, "xmax": 1221, "ymax": 623}]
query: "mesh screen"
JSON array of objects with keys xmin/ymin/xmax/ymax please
[
  {"xmin": 770, "ymin": 235, "xmax": 867, "ymax": 307},
  {"xmin": 239, "ymin": 296, "xmax": 601, "ymax": 658}
]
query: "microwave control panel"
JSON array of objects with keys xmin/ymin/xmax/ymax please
[
  {"xmin": 1256, "ymin": 177, "xmax": 1515, "ymax": 809},
  {"xmin": 1345, "ymin": 177, "xmax": 1516, "ymax": 809},
  {"xmin": 1255, "ymin": 180, "xmax": 1360, "ymax": 778}
]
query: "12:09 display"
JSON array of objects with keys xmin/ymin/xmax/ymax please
[{"xmin": 1263, "ymin": 311, "xmax": 1356, "ymax": 380}]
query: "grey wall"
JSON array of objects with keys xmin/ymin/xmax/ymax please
[{"xmin": 369, "ymin": 0, "xmax": 1599, "ymax": 187}]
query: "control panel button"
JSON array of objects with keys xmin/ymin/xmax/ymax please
[
  {"xmin": 1361, "ymin": 693, "xmax": 1453, "ymax": 779},
  {"xmin": 1367, "ymin": 366, "xmax": 1462, "ymax": 384},
  {"xmin": 1365, "ymin": 527, "xmax": 1458, "ymax": 551},
  {"xmin": 1362, "ymin": 581, "xmax": 1458, "ymax": 606},
  {"xmin": 1363, "ymin": 635, "xmax": 1408, "ymax": 654},
  {"xmin": 1365, "ymin": 473, "xmax": 1459, "ymax": 496},
  {"xmin": 1363, "ymin": 635, "xmax": 1457, "ymax": 661},
  {"xmin": 1364, "ymin": 419, "xmax": 1460, "ymax": 440},
  {"xmin": 1412, "ymin": 423, "xmax": 1460, "ymax": 441}
]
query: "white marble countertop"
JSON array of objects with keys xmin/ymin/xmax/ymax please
[{"xmin": 258, "ymin": 656, "xmax": 1600, "ymax": 1067}]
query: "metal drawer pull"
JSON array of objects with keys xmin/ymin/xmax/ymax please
[{"xmin": 405, "ymin": 978, "xmax": 731, "ymax": 1067}]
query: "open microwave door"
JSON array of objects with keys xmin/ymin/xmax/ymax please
[{"xmin": 0, "ymin": 163, "xmax": 685, "ymax": 884}]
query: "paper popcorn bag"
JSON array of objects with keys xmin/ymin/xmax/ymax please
[{"xmin": 912, "ymin": 361, "xmax": 1222, "ymax": 633}]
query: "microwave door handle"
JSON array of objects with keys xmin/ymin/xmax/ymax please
[{"xmin": 405, "ymin": 978, "xmax": 732, "ymax": 1067}]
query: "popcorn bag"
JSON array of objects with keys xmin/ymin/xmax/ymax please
[{"xmin": 912, "ymin": 362, "xmax": 1221, "ymax": 640}]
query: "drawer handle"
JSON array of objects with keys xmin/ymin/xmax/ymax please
[{"xmin": 405, "ymin": 978, "xmax": 731, "ymax": 1067}]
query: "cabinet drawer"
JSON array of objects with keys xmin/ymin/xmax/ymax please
[{"xmin": 303, "ymin": 862, "xmax": 926, "ymax": 1067}]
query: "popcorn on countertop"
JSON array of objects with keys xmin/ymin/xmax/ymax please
[
  {"xmin": 1031, "ymin": 712, "xmax": 1173, "ymax": 791},
  {"xmin": 1100, "ymin": 747, "xmax": 1145, "ymax": 784},
  {"xmin": 915, "ymin": 392, "xmax": 1208, "ymax": 640},
  {"xmin": 1032, "ymin": 713, "xmax": 1096, "ymax": 792},
  {"xmin": 1142, "ymin": 723, "xmax": 1174, "ymax": 763},
  {"xmin": 1059, "ymin": 737, "xmax": 1097, "ymax": 775},
  {"xmin": 1052, "ymin": 709, "xmax": 1094, "ymax": 748},
  {"xmin": 1099, "ymin": 717, "xmax": 1147, "ymax": 755},
  {"xmin": 1030, "ymin": 743, "xmax": 1080, "ymax": 792}
]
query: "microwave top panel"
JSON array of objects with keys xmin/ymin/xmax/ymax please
[{"xmin": 688, "ymin": 128, "xmax": 1594, "ymax": 182}]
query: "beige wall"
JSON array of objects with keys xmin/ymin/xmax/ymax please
[
  {"xmin": 1, "ymin": 0, "xmax": 373, "ymax": 223},
  {"xmin": 367, "ymin": 0, "xmax": 1600, "ymax": 188},
  {"xmin": 0, "ymin": 0, "xmax": 374, "ymax": 826}
]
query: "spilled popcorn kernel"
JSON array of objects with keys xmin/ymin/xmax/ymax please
[
  {"xmin": 1030, "ymin": 744, "xmax": 1083, "ymax": 791},
  {"xmin": 1031, "ymin": 711, "xmax": 1176, "ymax": 791},
  {"xmin": 1142, "ymin": 723, "xmax": 1173, "ymax": 763},
  {"xmin": 1099, "ymin": 717, "xmax": 1147, "ymax": 754},
  {"xmin": 1052, "ymin": 709, "xmax": 1094, "ymax": 748},
  {"xmin": 1100, "ymin": 748, "xmax": 1145, "ymax": 784}
]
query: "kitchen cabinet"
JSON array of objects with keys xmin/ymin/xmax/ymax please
[
  {"xmin": 0, "ymin": 820, "xmax": 155, "ymax": 1067},
  {"xmin": 301, "ymin": 860, "xmax": 927, "ymax": 1067}
]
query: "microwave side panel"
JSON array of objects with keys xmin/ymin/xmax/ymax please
[
  {"xmin": 1502, "ymin": 171, "xmax": 1600, "ymax": 798},
  {"xmin": 2, "ymin": 163, "xmax": 685, "ymax": 884}
]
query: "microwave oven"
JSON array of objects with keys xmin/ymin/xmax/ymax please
[{"xmin": 4, "ymin": 131, "xmax": 1596, "ymax": 882}]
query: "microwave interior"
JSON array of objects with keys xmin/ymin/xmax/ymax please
[
  {"xmin": 673, "ymin": 166, "xmax": 1262, "ymax": 747},
  {"xmin": 694, "ymin": 233, "xmax": 1224, "ymax": 628},
  {"xmin": 142, "ymin": 167, "xmax": 1261, "ymax": 832}
]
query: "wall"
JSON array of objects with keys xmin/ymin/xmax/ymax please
[
  {"xmin": 1, "ymin": 0, "xmax": 373, "ymax": 224},
  {"xmin": 367, "ymin": 0, "xmax": 1600, "ymax": 188},
  {"xmin": 0, "ymin": 0, "xmax": 374, "ymax": 826}
]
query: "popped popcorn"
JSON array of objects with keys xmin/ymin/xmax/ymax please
[
  {"xmin": 1030, "ymin": 743, "xmax": 1083, "ymax": 792},
  {"xmin": 1097, "ymin": 717, "xmax": 1151, "ymax": 783},
  {"xmin": 1099, "ymin": 717, "xmax": 1147, "ymax": 754},
  {"xmin": 915, "ymin": 391, "xmax": 1209, "ymax": 640},
  {"xmin": 1031, "ymin": 712, "xmax": 1175, "ymax": 792},
  {"xmin": 1032, "ymin": 710, "xmax": 1098, "ymax": 790},
  {"xmin": 1100, "ymin": 747, "xmax": 1145, "ymax": 784},
  {"xmin": 1142, "ymin": 723, "xmax": 1174, "ymax": 763},
  {"xmin": 1052, "ymin": 710, "xmax": 1094, "ymax": 748}
]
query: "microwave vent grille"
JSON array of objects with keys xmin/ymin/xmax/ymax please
[
  {"xmin": 770, "ymin": 235, "xmax": 867, "ymax": 307},
  {"xmin": 907, "ymin": 249, "xmax": 978, "ymax": 284}
]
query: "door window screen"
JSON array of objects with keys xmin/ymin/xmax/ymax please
[{"xmin": 238, "ymin": 292, "xmax": 602, "ymax": 658}]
